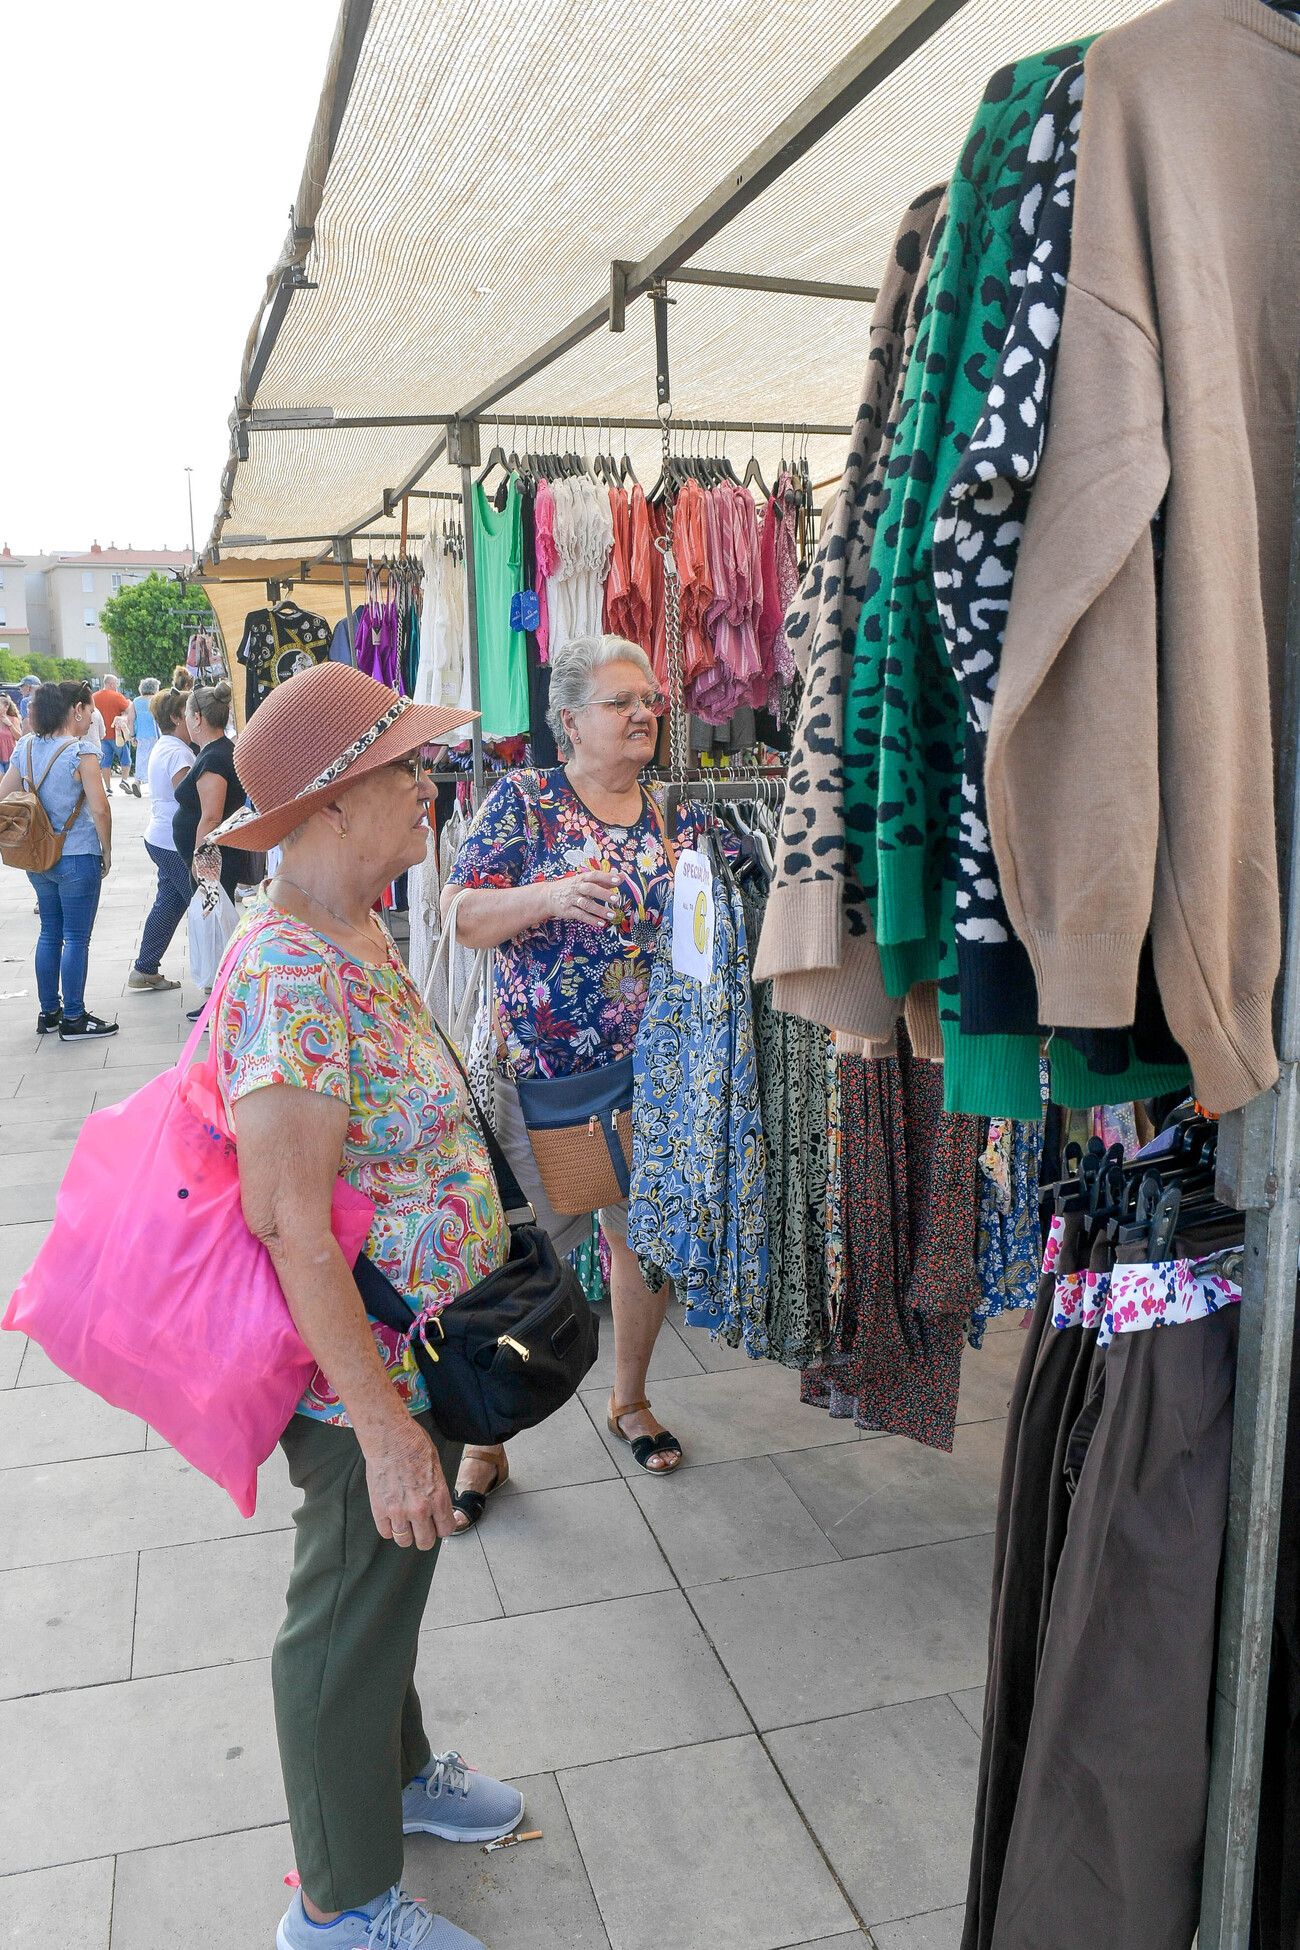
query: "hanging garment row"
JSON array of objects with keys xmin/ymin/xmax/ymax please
[
  {"xmin": 461, "ymin": 426, "xmax": 818, "ymax": 758},
  {"xmin": 235, "ymin": 596, "xmax": 333, "ymax": 721},
  {"xmin": 757, "ymin": 0, "xmax": 1299, "ymax": 1136},
  {"xmin": 185, "ymin": 625, "xmax": 226, "ymax": 685},
  {"xmin": 747, "ymin": 6, "xmax": 1296, "ymax": 1945},
  {"xmin": 626, "ymin": 781, "xmax": 1057, "ymax": 1450},
  {"xmin": 967, "ymin": 1117, "xmax": 1246, "ymax": 1950}
]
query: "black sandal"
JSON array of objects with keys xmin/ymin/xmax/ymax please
[
  {"xmin": 451, "ymin": 1450, "xmax": 509, "ymax": 1532},
  {"xmin": 608, "ymin": 1397, "xmax": 684, "ymax": 1474}
]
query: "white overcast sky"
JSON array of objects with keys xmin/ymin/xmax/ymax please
[{"xmin": 1, "ymin": 2, "xmax": 333, "ymax": 557}]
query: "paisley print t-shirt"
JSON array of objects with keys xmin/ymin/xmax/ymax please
[
  {"xmin": 216, "ymin": 900, "xmax": 509, "ymax": 1425},
  {"xmin": 448, "ymin": 768, "xmax": 676, "ymax": 1080}
]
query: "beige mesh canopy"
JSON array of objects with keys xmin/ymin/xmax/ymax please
[{"xmin": 207, "ymin": 0, "xmax": 1154, "ymax": 565}]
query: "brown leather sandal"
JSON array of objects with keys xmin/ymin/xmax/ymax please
[
  {"xmin": 607, "ymin": 1397, "xmax": 683, "ymax": 1474},
  {"xmin": 451, "ymin": 1447, "xmax": 509, "ymax": 1532}
]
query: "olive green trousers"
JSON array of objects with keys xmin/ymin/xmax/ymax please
[{"xmin": 275, "ymin": 1410, "xmax": 462, "ymax": 1911}]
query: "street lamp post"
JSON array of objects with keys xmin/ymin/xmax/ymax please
[{"xmin": 184, "ymin": 466, "xmax": 196, "ymax": 563}]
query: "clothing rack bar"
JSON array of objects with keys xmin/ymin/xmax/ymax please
[
  {"xmin": 217, "ymin": 532, "xmax": 419, "ymax": 550},
  {"xmin": 1198, "ymin": 352, "xmax": 1300, "ymax": 1948},
  {"xmin": 245, "ymin": 410, "xmax": 854, "ymax": 437},
  {"xmin": 661, "ymin": 775, "xmax": 787, "ymax": 822}
]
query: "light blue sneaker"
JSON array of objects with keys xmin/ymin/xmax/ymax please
[
  {"xmin": 276, "ymin": 1882, "xmax": 484, "ymax": 1949},
  {"xmin": 401, "ymin": 1751, "xmax": 524, "ymax": 1843}
]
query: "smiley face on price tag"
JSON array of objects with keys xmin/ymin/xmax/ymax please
[{"xmin": 671, "ymin": 848, "xmax": 714, "ymax": 981}]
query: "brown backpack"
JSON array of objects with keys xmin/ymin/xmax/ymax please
[{"xmin": 0, "ymin": 740, "xmax": 87, "ymax": 873}]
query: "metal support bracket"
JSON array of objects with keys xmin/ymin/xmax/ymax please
[
  {"xmin": 651, "ymin": 282, "xmax": 674, "ymax": 407},
  {"xmin": 447, "ymin": 419, "xmax": 481, "ymax": 469},
  {"xmin": 610, "ymin": 260, "xmax": 632, "ymax": 333}
]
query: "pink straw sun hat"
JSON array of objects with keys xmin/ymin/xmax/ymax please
[{"xmin": 210, "ymin": 662, "xmax": 475, "ymax": 853}]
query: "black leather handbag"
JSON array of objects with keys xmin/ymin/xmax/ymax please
[{"xmin": 353, "ymin": 1039, "xmax": 598, "ymax": 1448}]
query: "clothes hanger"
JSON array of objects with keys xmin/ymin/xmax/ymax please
[
  {"xmin": 476, "ymin": 423, "xmax": 510, "ymax": 487},
  {"xmin": 742, "ymin": 425, "xmax": 771, "ymax": 499},
  {"xmin": 619, "ymin": 419, "xmax": 639, "ymax": 487}
]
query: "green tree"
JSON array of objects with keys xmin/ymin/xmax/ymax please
[
  {"xmin": 0, "ymin": 649, "xmax": 92, "ymax": 685},
  {"xmin": 100, "ymin": 574, "xmax": 214, "ymax": 692}
]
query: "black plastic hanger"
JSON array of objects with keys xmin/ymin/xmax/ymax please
[{"xmin": 476, "ymin": 435, "xmax": 510, "ymax": 487}]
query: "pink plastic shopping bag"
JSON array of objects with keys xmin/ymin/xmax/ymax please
[{"xmin": 2, "ymin": 925, "xmax": 373, "ymax": 1515}]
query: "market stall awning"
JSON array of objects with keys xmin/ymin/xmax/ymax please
[{"xmin": 207, "ymin": 0, "xmax": 1154, "ymax": 563}]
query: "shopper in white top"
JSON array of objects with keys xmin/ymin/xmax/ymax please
[{"xmin": 129, "ymin": 687, "xmax": 194, "ymax": 993}]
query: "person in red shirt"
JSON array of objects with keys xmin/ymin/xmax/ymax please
[
  {"xmin": 0, "ymin": 694, "xmax": 20, "ymax": 766},
  {"xmin": 92, "ymin": 676, "xmax": 129, "ymax": 794}
]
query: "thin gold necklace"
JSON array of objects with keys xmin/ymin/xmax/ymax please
[{"xmin": 272, "ymin": 874, "xmax": 385, "ymax": 954}]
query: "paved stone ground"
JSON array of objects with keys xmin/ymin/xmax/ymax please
[{"xmin": 0, "ymin": 788, "xmax": 1024, "ymax": 1949}]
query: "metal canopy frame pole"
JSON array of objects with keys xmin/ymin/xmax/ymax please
[
  {"xmin": 1199, "ymin": 369, "xmax": 1300, "ymax": 1950},
  {"xmin": 666, "ymin": 266, "xmax": 878, "ymax": 303}
]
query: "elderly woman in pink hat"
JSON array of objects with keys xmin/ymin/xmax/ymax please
[{"xmin": 209, "ymin": 663, "xmax": 518, "ymax": 1950}]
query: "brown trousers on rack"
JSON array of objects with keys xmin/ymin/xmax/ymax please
[
  {"xmin": 991, "ymin": 1305, "xmax": 1239, "ymax": 1950},
  {"xmin": 962, "ymin": 1214, "xmax": 1100, "ymax": 1950}
]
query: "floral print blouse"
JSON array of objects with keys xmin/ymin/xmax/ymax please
[
  {"xmin": 448, "ymin": 768, "xmax": 678, "ymax": 1081},
  {"xmin": 216, "ymin": 900, "xmax": 509, "ymax": 1425}
]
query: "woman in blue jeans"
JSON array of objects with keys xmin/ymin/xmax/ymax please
[
  {"xmin": 129, "ymin": 687, "xmax": 195, "ymax": 993},
  {"xmin": 0, "ymin": 680, "xmax": 117, "ymax": 1040}
]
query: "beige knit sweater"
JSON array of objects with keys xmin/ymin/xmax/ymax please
[
  {"xmin": 987, "ymin": 0, "xmax": 1299, "ymax": 1114},
  {"xmin": 754, "ymin": 185, "xmax": 945, "ymax": 1039}
]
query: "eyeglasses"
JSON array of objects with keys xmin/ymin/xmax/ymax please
[
  {"xmin": 586, "ymin": 690, "xmax": 667, "ymax": 718},
  {"xmin": 392, "ymin": 752, "xmax": 435, "ymax": 783}
]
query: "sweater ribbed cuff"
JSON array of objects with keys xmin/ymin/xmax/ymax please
[
  {"xmin": 940, "ymin": 1023, "xmax": 1045, "ymax": 1122},
  {"xmin": 903, "ymin": 983, "xmax": 943, "ymax": 1062},
  {"xmin": 770, "ymin": 935, "xmax": 900, "ymax": 1042},
  {"xmin": 1026, "ymin": 929, "xmax": 1145, "ymax": 1030},
  {"xmin": 879, "ymin": 936, "xmax": 937, "ymax": 1000},
  {"xmin": 1182, "ymin": 987, "xmax": 1279, "ymax": 1116},
  {"xmin": 875, "ymin": 845, "xmax": 927, "ymax": 950},
  {"xmin": 752, "ymin": 880, "xmax": 842, "ymax": 984}
]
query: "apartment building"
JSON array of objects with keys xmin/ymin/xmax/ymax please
[
  {"xmin": 16, "ymin": 544, "xmax": 192, "ymax": 666},
  {"xmin": 0, "ymin": 547, "xmax": 34, "ymax": 661}
]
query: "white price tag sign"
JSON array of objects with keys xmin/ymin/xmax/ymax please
[{"xmin": 671, "ymin": 847, "xmax": 715, "ymax": 982}]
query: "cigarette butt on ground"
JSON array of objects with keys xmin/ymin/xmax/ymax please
[{"xmin": 481, "ymin": 1830, "xmax": 544, "ymax": 1854}]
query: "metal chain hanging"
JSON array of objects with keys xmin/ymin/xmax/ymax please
[{"xmin": 655, "ymin": 399, "xmax": 688, "ymax": 783}]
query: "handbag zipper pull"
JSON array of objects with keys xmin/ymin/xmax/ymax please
[
  {"xmin": 498, "ymin": 1334, "xmax": 530, "ymax": 1362},
  {"xmin": 588, "ymin": 1115, "xmax": 599, "ymax": 1136}
]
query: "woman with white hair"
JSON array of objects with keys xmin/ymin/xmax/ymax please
[
  {"xmin": 131, "ymin": 675, "xmax": 161, "ymax": 793},
  {"xmin": 444, "ymin": 633, "xmax": 684, "ymax": 1527}
]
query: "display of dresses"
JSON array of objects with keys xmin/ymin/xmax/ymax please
[
  {"xmin": 470, "ymin": 478, "xmax": 530, "ymax": 738},
  {"xmin": 546, "ymin": 476, "xmax": 614, "ymax": 660},
  {"xmin": 235, "ymin": 598, "xmax": 332, "ymax": 720},
  {"xmin": 416, "ymin": 525, "xmax": 469, "ymax": 711}
]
